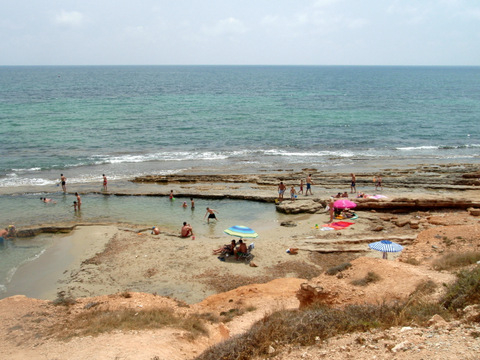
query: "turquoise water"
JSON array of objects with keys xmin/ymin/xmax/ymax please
[
  {"xmin": 0, "ymin": 65, "xmax": 479, "ymax": 297},
  {"xmin": 1, "ymin": 66, "xmax": 478, "ymax": 188},
  {"xmin": 0, "ymin": 193, "xmax": 281, "ymax": 230},
  {"xmin": 0, "ymin": 194, "xmax": 286, "ymax": 296}
]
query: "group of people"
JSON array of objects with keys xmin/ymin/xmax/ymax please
[
  {"xmin": 58, "ymin": 174, "xmax": 108, "ymax": 193},
  {"xmin": 42, "ymin": 174, "xmax": 110, "ymax": 211},
  {"xmin": 279, "ymin": 173, "xmax": 383, "ymax": 202},
  {"xmin": 212, "ymin": 238, "xmax": 248, "ymax": 261},
  {"xmin": 277, "ymin": 174, "xmax": 314, "ymax": 202}
]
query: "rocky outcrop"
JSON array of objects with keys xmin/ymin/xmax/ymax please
[
  {"xmin": 132, "ymin": 163, "xmax": 480, "ymax": 190},
  {"xmin": 16, "ymin": 226, "xmax": 76, "ymax": 237},
  {"xmin": 275, "ymin": 199, "xmax": 324, "ymax": 214},
  {"xmin": 354, "ymin": 197, "xmax": 480, "ymax": 212},
  {"xmin": 297, "ymin": 283, "xmax": 338, "ymax": 308}
]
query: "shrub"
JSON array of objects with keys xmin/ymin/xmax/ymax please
[
  {"xmin": 441, "ymin": 266, "xmax": 480, "ymax": 310},
  {"xmin": 51, "ymin": 291, "xmax": 77, "ymax": 307},
  {"xmin": 351, "ymin": 272, "xmax": 381, "ymax": 286},
  {"xmin": 325, "ymin": 262, "xmax": 352, "ymax": 276}
]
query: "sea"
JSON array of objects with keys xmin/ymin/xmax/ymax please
[{"xmin": 0, "ymin": 65, "xmax": 479, "ymax": 296}]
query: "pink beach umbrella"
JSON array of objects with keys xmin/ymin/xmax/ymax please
[{"xmin": 333, "ymin": 199, "xmax": 357, "ymax": 209}]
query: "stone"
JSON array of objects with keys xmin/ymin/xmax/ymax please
[
  {"xmin": 468, "ymin": 208, "xmax": 480, "ymax": 216},
  {"xmin": 391, "ymin": 341, "xmax": 409, "ymax": 352},
  {"xmin": 280, "ymin": 220, "xmax": 297, "ymax": 227},
  {"xmin": 427, "ymin": 314, "xmax": 448, "ymax": 329},
  {"xmin": 394, "ymin": 220, "xmax": 409, "ymax": 227},
  {"xmin": 276, "ymin": 200, "xmax": 324, "ymax": 214}
]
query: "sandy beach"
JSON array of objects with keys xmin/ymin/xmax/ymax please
[{"xmin": 1, "ymin": 166, "xmax": 479, "ymax": 359}]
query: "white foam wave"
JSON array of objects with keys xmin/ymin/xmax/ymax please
[
  {"xmin": 90, "ymin": 151, "xmax": 230, "ymax": 165},
  {"xmin": 397, "ymin": 146, "xmax": 439, "ymax": 151},
  {"xmin": 0, "ymin": 175, "xmax": 56, "ymax": 188},
  {"xmin": 11, "ymin": 167, "xmax": 41, "ymax": 173}
]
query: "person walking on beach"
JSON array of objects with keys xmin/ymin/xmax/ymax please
[
  {"xmin": 102, "ymin": 174, "xmax": 108, "ymax": 191},
  {"xmin": 375, "ymin": 175, "xmax": 383, "ymax": 191},
  {"xmin": 306, "ymin": 174, "xmax": 314, "ymax": 195},
  {"xmin": 299, "ymin": 179, "xmax": 304, "ymax": 195},
  {"xmin": 75, "ymin": 192, "xmax": 82, "ymax": 210},
  {"xmin": 278, "ymin": 181, "xmax": 286, "ymax": 201},
  {"xmin": 350, "ymin": 173, "xmax": 356, "ymax": 194},
  {"xmin": 204, "ymin": 207, "xmax": 219, "ymax": 223},
  {"xmin": 60, "ymin": 174, "xmax": 67, "ymax": 192}
]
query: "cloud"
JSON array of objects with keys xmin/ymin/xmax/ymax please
[
  {"xmin": 55, "ymin": 10, "xmax": 84, "ymax": 27},
  {"xmin": 313, "ymin": 0, "xmax": 341, "ymax": 8},
  {"xmin": 202, "ymin": 17, "xmax": 248, "ymax": 37}
]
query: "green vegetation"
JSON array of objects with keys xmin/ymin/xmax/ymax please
[{"xmin": 441, "ymin": 266, "xmax": 480, "ymax": 310}]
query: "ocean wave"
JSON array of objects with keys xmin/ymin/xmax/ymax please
[
  {"xmin": 11, "ymin": 167, "xmax": 42, "ymax": 173},
  {"xmin": 397, "ymin": 144, "xmax": 480, "ymax": 151},
  {"xmin": 0, "ymin": 174, "xmax": 56, "ymax": 187},
  {"xmin": 89, "ymin": 151, "xmax": 231, "ymax": 165}
]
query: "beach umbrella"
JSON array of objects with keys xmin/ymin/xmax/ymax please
[
  {"xmin": 224, "ymin": 225, "xmax": 258, "ymax": 239},
  {"xmin": 368, "ymin": 240, "xmax": 403, "ymax": 259},
  {"xmin": 333, "ymin": 199, "xmax": 357, "ymax": 209}
]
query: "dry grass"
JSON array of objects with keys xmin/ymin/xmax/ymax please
[
  {"xmin": 194, "ymin": 301, "xmax": 448, "ymax": 360},
  {"xmin": 195, "ymin": 267, "xmax": 480, "ymax": 360},
  {"xmin": 50, "ymin": 307, "xmax": 208, "ymax": 339},
  {"xmin": 196, "ymin": 261, "xmax": 321, "ymax": 293},
  {"xmin": 432, "ymin": 251, "xmax": 480, "ymax": 271},
  {"xmin": 309, "ymin": 252, "xmax": 361, "ymax": 270},
  {"xmin": 402, "ymin": 257, "xmax": 422, "ymax": 266}
]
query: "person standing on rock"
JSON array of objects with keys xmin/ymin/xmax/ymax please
[
  {"xmin": 350, "ymin": 173, "xmax": 356, "ymax": 194},
  {"xmin": 375, "ymin": 175, "xmax": 383, "ymax": 191},
  {"xmin": 59, "ymin": 174, "xmax": 67, "ymax": 192},
  {"xmin": 278, "ymin": 181, "xmax": 286, "ymax": 201},
  {"xmin": 306, "ymin": 174, "xmax": 314, "ymax": 196}
]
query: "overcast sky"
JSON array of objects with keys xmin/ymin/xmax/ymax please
[{"xmin": 1, "ymin": 0, "xmax": 479, "ymax": 66}]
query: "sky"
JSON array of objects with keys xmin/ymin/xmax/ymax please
[{"xmin": 1, "ymin": 0, "xmax": 479, "ymax": 66}]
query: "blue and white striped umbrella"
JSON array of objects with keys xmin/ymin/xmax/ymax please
[
  {"xmin": 368, "ymin": 240, "xmax": 403, "ymax": 253},
  {"xmin": 224, "ymin": 225, "xmax": 258, "ymax": 239}
]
